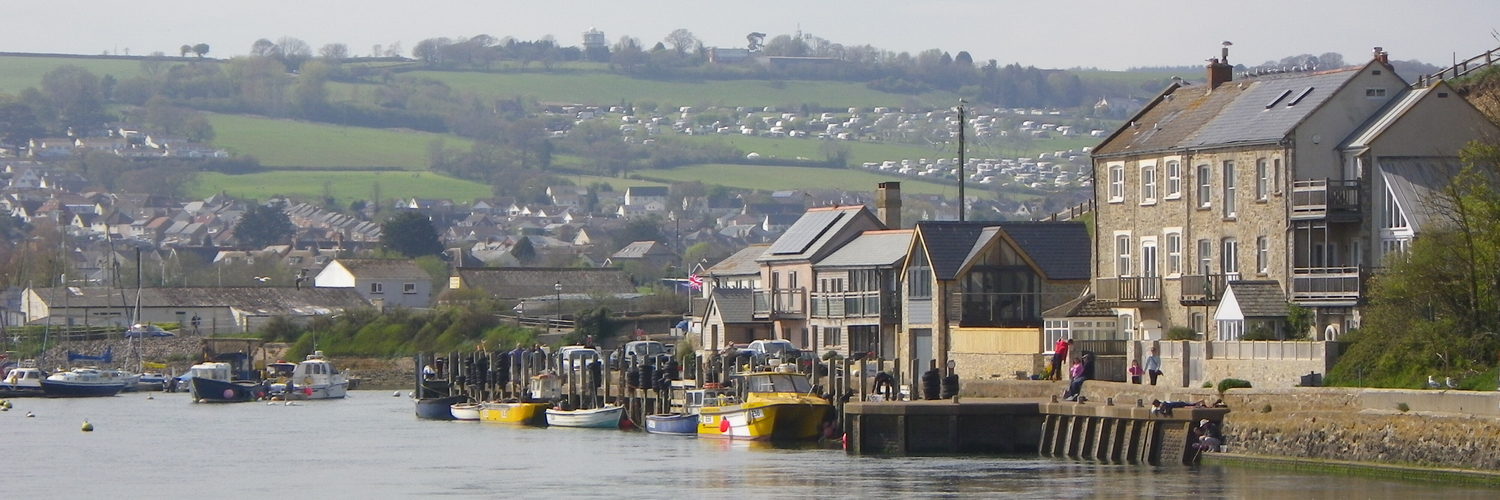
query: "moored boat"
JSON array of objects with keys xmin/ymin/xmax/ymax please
[
  {"xmin": 41, "ymin": 368, "xmax": 127, "ymax": 397},
  {"xmin": 281, "ymin": 351, "xmax": 348, "ymax": 400},
  {"xmin": 415, "ymin": 395, "xmax": 469, "ymax": 420},
  {"xmin": 137, "ymin": 372, "xmax": 169, "ymax": 392},
  {"xmin": 479, "ymin": 401, "xmax": 548, "ymax": 425},
  {"xmin": 646, "ymin": 381, "xmax": 723, "ymax": 437},
  {"xmin": 187, "ymin": 362, "xmax": 266, "ymax": 403},
  {"xmin": 450, "ymin": 401, "xmax": 481, "ymax": 421},
  {"xmin": 645, "ymin": 413, "xmax": 698, "ymax": 435},
  {"xmin": 1, "ymin": 361, "xmax": 46, "ymax": 397},
  {"xmin": 545, "ymin": 405, "xmax": 624, "ymax": 429},
  {"xmin": 696, "ymin": 370, "xmax": 831, "ymax": 440}
]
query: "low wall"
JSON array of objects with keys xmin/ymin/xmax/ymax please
[{"xmin": 948, "ymin": 352, "xmax": 1042, "ymax": 380}]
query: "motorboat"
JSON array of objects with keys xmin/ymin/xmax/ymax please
[
  {"xmin": 696, "ymin": 369, "xmax": 831, "ymax": 440},
  {"xmin": 645, "ymin": 412, "xmax": 699, "ymax": 435},
  {"xmin": 136, "ymin": 372, "xmax": 169, "ymax": 392},
  {"xmin": 187, "ymin": 362, "xmax": 266, "ymax": 403},
  {"xmin": 41, "ymin": 368, "xmax": 127, "ymax": 397},
  {"xmin": 1, "ymin": 361, "xmax": 46, "ymax": 397},
  {"xmin": 101, "ymin": 368, "xmax": 142, "ymax": 392},
  {"xmin": 646, "ymin": 380, "xmax": 717, "ymax": 436},
  {"xmin": 415, "ymin": 395, "xmax": 468, "ymax": 420},
  {"xmin": 545, "ymin": 404, "xmax": 624, "ymax": 429},
  {"xmin": 450, "ymin": 401, "xmax": 481, "ymax": 421},
  {"xmin": 281, "ymin": 351, "xmax": 348, "ymax": 400},
  {"xmin": 479, "ymin": 400, "xmax": 548, "ymax": 425}
]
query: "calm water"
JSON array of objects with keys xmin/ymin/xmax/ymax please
[{"xmin": 3, "ymin": 391, "xmax": 1494, "ymax": 499}]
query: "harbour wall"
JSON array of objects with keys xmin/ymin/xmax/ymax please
[{"xmin": 963, "ymin": 379, "xmax": 1500, "ymax": 471}]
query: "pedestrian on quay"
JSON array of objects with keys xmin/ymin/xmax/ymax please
[
  {"xmin": 1128, "ymin": 359, "xmax": 1144, "ymax": 384},
  {"xmin": 1145, "ymin": 347, "xmax": 1162, "ymax": 386},
  {"xmin": 1062, "ymin": 358, "xmax": 1087, "ymax": 401},
  {"xmin": 1050, "ymin": 338, "xmax": 1071, "ymax": 381}
]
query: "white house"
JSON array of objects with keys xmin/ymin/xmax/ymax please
[{"xmin": 314, "ymin": 259, "xmax": 433, "ymax": 309}]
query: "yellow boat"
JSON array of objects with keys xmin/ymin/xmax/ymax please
[
  {"xmin": 479, "ymin": 401, "xmax": 549, "ymax": 425},
  {"xmin": 696, "ymin": 370, "xmax": 831, "ymax": 440}
]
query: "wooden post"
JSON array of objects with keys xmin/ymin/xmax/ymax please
[
  {"xmin": 859, "ymin": 358, "xmax": 868, "ymax": 402},
  {"xmin": 413, "ymin": 352, "xmax": 423, "ymax": 399}
]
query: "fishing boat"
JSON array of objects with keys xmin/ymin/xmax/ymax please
[
  {"xmin": 136, "ymin": 372, "xmax": 169, "ymax": 392},
  {"xmin": 646, "ymin": 381, "xmax": 719, "ymax": 436},
  {"xmin": 0, "ymin": 361, "xmax": 46, "ymax": 397},
  {"xmin": 415, "ymin": 395, "xmax": 469, "ymax": 420},
  {"xmin": 450, "ymin": 401, "xmax": 481, "ymax": 421},
  {"xmin": 41, "ymin": 368, "xmax": 127, "ymax": 397},
  {"xmin": 281, "ymin": 351, "xmax": 348, "ymax": 400},
  {"xmin": 696, "ymin": 369, "xmax": 831, "ymax": 440},
  {"xmin": 545, "ymin": 404, "xmax": 624, "ymax": 428},
  {"xmin": 478, "ymin": 400, "xmax": 548, "ymax": 425},
  {"xmin": 187, "ymin": 362, "xmax": 266, "ymax": 403}
]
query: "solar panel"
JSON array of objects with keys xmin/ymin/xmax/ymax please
[{"xmin": 769, "ymin": 211, "xmax": 846, "ymax": 255}]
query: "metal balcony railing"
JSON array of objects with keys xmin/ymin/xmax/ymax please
[
  {"xmin": 1291, "ymin": 179, "xmax": 1361, "ymax": 221},
  {"xmin": 1095, "ymin": 276, "xmax": 1162, "ymax": 304}
]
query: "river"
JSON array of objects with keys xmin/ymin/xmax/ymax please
[{"xmin": 4, "ymin": 391, "xmax": 1494, "ymax": 499}]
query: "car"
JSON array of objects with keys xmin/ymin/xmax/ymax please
[
  {"xmin": 610, "ymin": 340, "xmax": 670, "ymax": 368},
  {"xmin": 746, "ymin": 339, "xmax": 800, "ymax": 364},
  {"xmin": 124, "ymin": 324, "xmax": 174, "ymax": 338}
]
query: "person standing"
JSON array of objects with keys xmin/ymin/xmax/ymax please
[
  {"xmin": 1145, "ymin": 346, "xmax": 1162, "ymax": 386},
  {"xmin": 1050, "ymin": 338, "xmax": 1071, "ymax": 381},
  {"xmin": 1128, "ymin": 359, "xmax": 1144, "ymax": 384}
]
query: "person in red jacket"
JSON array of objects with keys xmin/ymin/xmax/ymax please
[{"xmin": 1049, "ymin": 338, "xmax": 1071, "ymax": 381}]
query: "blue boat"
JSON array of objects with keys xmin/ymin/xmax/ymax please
[
  {"xmin": 645, "ymin": 413, "xmax": 698, "ymax": 435},
  {"xmin": 416, "ymin": 395, "xmax": 469, "ymax": 420},
  {"xmin": 186, "ymin": 362, "xmax": 266, "ymax": 403},
  {"xmin": 41, "ymin": 368, "xmax": 126, "ymax": 397}
]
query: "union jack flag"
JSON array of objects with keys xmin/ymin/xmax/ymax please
[{"xmin": 687, "ymin": 273, "xmax": 703, "ymax": 290}]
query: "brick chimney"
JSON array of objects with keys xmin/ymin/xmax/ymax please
[
  {"xmin": 1207, "ymin": 43, "xmax": 1233, "ymax": 90},
  {"xmin": 876, "ymin": 182, "xmax": 902, "ymax": 229},
  {"xmin": 1373, "ymin": 46, "xmax": 1391, "ymax": 67}
]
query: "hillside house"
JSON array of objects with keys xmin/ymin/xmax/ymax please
[{"xmin": 314, "ymin": 259, "xmax": 433, "ymax": 309}]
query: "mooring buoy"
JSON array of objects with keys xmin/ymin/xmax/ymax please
[{"xmin": 81, "ymin": 420, "xmax": 94, "ymax": 432}]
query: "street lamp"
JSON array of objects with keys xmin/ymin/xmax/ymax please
[{"xmin": 554, "ymin": 281, "xmax": 562, "ymax": 331}]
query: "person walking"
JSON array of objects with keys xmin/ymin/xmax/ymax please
[{"xmin": 1145, "ymin": 346, "xmax": 1162, "ymax": 386}]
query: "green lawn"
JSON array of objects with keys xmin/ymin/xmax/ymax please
[
  {"xmin": 671, "ymin": 133, "xmax": 1099, "ymax": 167},
  {"xmin": 333, "ymin": 71, "xmax": 956, "ymax": 109},
  {"xmin": 205, "ymin": 113, "xmax": 472, "ymax": 169},
  {"xmin": 0, "ymin": 54, "xmax": 164, "ymax": 93},
  {"xmin": 637, "ymin": 164, "xmax": 973, "ymax": 198},
  {"xmin": 193, "ymin": 170, "xmax": 493, "ymax": 205}
]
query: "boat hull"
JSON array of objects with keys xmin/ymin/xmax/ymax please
[
  {"xmin": 479, "ymin": 402, "xmax": 548, "ymax": 425},
  {"xmin": 41, "ymin": 380, "xmax": 126, "ymax": 398},
  {"xmin": 282, "ymin": 381, "xmax": 349, "ymax": 400},
  {"xmin": 450, "ymin": 402, "xmax": 481, "ymax": 421},
  {"xmin": 545, "ymin": 406, "xmax": 623, "ymax": 428},
  {"xmin": 645, "ymin": 413, "xmax": 699, "ymax": 436},
  {"xmin": 0, "ymin": 385, "xmax": 45, "ymax": 398},
  {"xmin": 697, "ymin": 402, "xmax": 830, "ymax": 440},
  {"xmin": 416, "ymin": 395, "xmax": 469, "ymax": 420},
  {"xmin": 189, "ymin": 377, "xmax": 265, "ymax": 403}
]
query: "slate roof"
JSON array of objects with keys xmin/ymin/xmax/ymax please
[
  {"xmin": 1042, "ymin": 294, "xmax": 1116, "ymax": 318},
  {"xmin": 996, "ymin": 221, "xmax": 1091, "ymax": 281},
  {"xmin": 816, "ymin": 230, "xmax": 912, "ymax": 268},
  {"xmin": 625, "ymin": 186, "xmax": 669, "ymax": 197},
  {"xmin": 1226, "ymin": 280, "xmax": 1288, "ymax": 318},
  {"xmin": 610, "ymin": 241, "xmax": 674, "ymax": 259},
  {"xmin": 710, "ymin": 288, "xmax": 757, "ymax": 323},
  {"xmin": 31, "ymin": 286, "xmax": 370, "ymax": 315},
  {"xmin": 1378, "ymin": 157, "xmax": 1466, "ymax": 231},
  {"xmin": 708, "ymin": 244, "xmax": 768, "ymax": 276},
  {"xmin": 913, "ymin": 221, "xmax": 990, "ymax": 280},
  {"xmin": 455, "ymin": 267, "xmax": 637, "ymax": 299},
  {"xmin": 758, "ymin": 206, "xmax": 880, "ymax": 263},
  {"xmin": 331, "ymin": 259, "xmax": 432, "ymax": 280}
]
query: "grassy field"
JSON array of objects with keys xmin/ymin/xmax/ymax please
[
  {"xmin": 0, "ymin": 54, "xmax": 161, "ymax": 93},
  {"xmin": 637, "ymin": 164, "xmax": 972, "ymax": 197},
  {"xmin": 193, "ymin": 170, "xmax": 493, "ymax": 205},
  {"xmin": 672, "ymin": 134, "xmax": 1100, "ymax": 166},
  {"xmin": 333, "ymin": 71, "xmax": 956, "ymax": 109},
  {"xmin": 205, "ymin": 113, "xmax": 472, "ymax": 169}
]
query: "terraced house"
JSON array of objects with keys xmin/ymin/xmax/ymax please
[{"xmin": 1086, "ymin": 46, "xmax": 1498, "ymax": 387}]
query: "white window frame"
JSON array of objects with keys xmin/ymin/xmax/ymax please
[
  {"xmin": 1164, "ymin": 158, "xmax": 1182, "ymax": 199},
  {"xmin": 1221, "ymin": 238, "xmax": 1239, "ymax": 278},
  {"xmin": 1107, "ymin": 162, "xmax": 1125, "ymax": 203},
  {"xmin": 1114, "ymin": 232, "xmax": 1132, "ymax": 277},
  {"xmin": 1139, "ymin": 162, "xmax": 1157, "ymax": 205},
  {"xmin": 1164, "ymin": 229, "xmax": 1182, "ymax": 277},
  {"xmin": 1222, "ymin": 160, "xmax": 1237, "ymax": 218},
  {"xmin": 1255, "ymin": 159, "xmax": 1269, "ymax": 201},
  {"xmin": 369, "ymin": 282, "xmax": 384, "ymax": 294},
  {"xmin": 1197, "ymin": 164, "xmax": 1212, "ymax": 208},
  {"xmin": 1197, "ymin": 239, "xmax": 1212, "ymax": 276},
  {"xmin": 1256, "ymin": 236, "xmax": 1269, "ymax": 274},
  {"xmin": 1365, "ymin": 88, "xmax": 1387, "ymax": 98},
  {"xmin": 403, "ymin": 283, "xmax": 417, "ymax": 294}
]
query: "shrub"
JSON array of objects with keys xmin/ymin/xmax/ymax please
[
  {"xmin": 1167, "ymin": 327, "xmax": 1198, "ymax": 340},
  {"xmin": 1202, "ymin": 380, "xmax": 1214, "ymax": 389},
  {"xmin": 1397, "ymin": 402, "xmax": 1410, "ymax": 412},
  {"xmin": 1217, "ymin": 378, "xmax": 1252, "ymax": 394}
]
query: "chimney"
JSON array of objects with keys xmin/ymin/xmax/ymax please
[
  {"xmin": 1373, "ymin": 46, "xmax": 1390, "ymax": 67},
  {"xmin": 876, "ymin": 182, "xmax": 902, "ymax": 229},
  {"xmin": 1207, "ymin": 42, "xmax": 1234, "ymax": 90}
]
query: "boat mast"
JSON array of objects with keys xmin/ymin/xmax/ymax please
[{"xmin": 134, "ymin": 248, "xmax": 143, "ymax": 373}]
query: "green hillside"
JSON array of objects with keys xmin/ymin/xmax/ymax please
[
  {"xmin": 193, "ymin": 170, "xmax": 493, "ymax": 204},
  {"xmin": 0, "ymin": 54, "xmax": 157, "ymax": 93},
  {"xmin": 636, "ymin": 164, "xmax": 969, "ymax": 197},
  {"xmin": 205, "ymin": 113, "xmax": 472, "ymax": 169}
]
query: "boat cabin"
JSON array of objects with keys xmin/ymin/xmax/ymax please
[{"xmin": 189, "ymin": 362, "xmax": 233, "ymax": 382}]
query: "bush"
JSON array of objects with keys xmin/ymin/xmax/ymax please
[
  {"xmin": 1218, "ymin": 378, "xmax": 1252, "ymax": 394},
  {"xmin": 1167, "ymin": 327, "xmax": 1198, "ymax": 340},
  {"xmin": 1202, "ymin": 380, "xmax": 1214, "ymax": 389},
  {"xmin": 1396, "ymin": 402, "xmax": 1410, "ymax": 412}
]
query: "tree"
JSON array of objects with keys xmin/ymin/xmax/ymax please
[
  {"xmin": 379, "ymin": 211, "xmax": 443, "ymax": 258},
  {"xmin": 235, "ymin": 201, "xmax": 294, "ymax": 248},
  {"xmin": 663, "ymin": 29, "xmax": 699, "ymax": 55},
  {"xmin": 0, "ymin": 102, "xmax": 46, "ymax": 146},
  {"xmin": 180, "ymin": 44, "xmax": 192, "ymax": 57},
  {"xmin": 192, "ymin": 43, "xmax": 210, "ymax": 58},
  {"xmin": 36, "ymin": 65, "xmax": 109, "ymax": 132},
  {"xmin": 319, "ymin": 43, "xmax": 350, "ymax": 61},
  {"xmin": 820, "ymin": 140, "xmax": 852, "ymax": 167},
  {"xmin": 251, "ymin": 38, "xmax": 277, "ymax": 57},
  {"xmin": 509, "ymin": 236, "xmax": 536, "ymax": 265}
]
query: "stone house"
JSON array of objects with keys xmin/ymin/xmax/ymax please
[{"xmin": 807, "ymin": 229, "xmax": 911, "ymax": 359}]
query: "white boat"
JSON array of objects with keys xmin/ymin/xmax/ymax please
[
  {"xmin": 283, "ymin": 351, "xmax": 348, "ymax": 400},
  {"xmin": 450, "ymin": 402, "xmax": 481, "ymax": 421},
  {"xmin": 101, "ymin": 368, "xmax": 142, "ymax": 392},
  {"xmin": 1, "ymin": 361, "xmax": 46, "ymax": 397},
  {"xmin": 41, "ymin": 368, "xmax": 127, "ymax": 397},
  {"xmin": 545, "ymin": 405, "xmax": 623, "ymax": 429}
]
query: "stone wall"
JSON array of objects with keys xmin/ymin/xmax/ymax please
[{"xmin": 949, "ymin": 352, "xmax": 1043, "ymax": 380}]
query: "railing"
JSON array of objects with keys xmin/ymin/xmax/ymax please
[
  {"xmin": 1178, "ymin": 274, "xmax": 1230, "ymax": 305},
  {"xmin": 1292, "ymin": 266, "xmax": 1362, "ymax": 302},
  {"xmin": 1095, "ymin": 277, "xmax": 1162, "ymax": 303},
  {"xmin": 809, "ymin": 290, "xmax": 895, "ymax": 320},
  {"xmin": 752, "ymin": 288, "xmax": 806, "ymax": 318},
  {"xmin": 1213, "ymin": 341, "xmax": 1329, "ymax": 360},
  {"xmin": 1037, "ymin": 199, "xmax": 1094, "ymax": 222},
  {"xmin": 1291, "ymin": 179, "xmax": 1361, "ymax": 221},
  {"xmin": 947, "ymin": 291, "xmax": 1042, "ymax": 327},
  {"xmin": 1418, "ymin": 46, "xmax": 1500, "ymax": 86}
]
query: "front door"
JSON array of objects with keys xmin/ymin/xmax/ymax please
[
  {"xmin": 1141, "ymin": 243, "xmax": 1159, "ymax": 299},
  {"xmin": 911, "ymin": 328, "xmax": 933, "ymax": 388}
]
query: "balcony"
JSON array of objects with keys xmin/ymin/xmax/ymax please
[
  {"xmin": 1292, "ymin": 266, "xmax": 1363, "ymax": 305},
  {"xmin": 947, "ymin": 291, "xmax": 1042, "ymax": 328},
  {"xmin": 1179, "ymin": 274, "xmax": 1231, "ymax": 306},
  {"xmin": 1291, "ymin": 179, "xmax": 1361, "ymax": 222},
  {"xmin": 752, "ymin": 288, "xmax": 806, "ymax": 319},
  {"xmin": 809, "ymin": 291, "xmax": 898, "ymax": 321},
  {"xmin": 1095, "ymin": 277, "xmax": 1162, "ymax": 304}
]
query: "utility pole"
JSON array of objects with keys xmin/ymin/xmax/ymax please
[{"xmin": 956, "ymin": 99, "xmax": 967, "ymax": 222}]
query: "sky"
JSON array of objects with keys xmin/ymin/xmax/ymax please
[{"xmin": 9, "ymin": 0, "xmax": 1500, "ymax": 70}]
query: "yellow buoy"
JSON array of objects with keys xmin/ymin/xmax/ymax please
[{"xmin": 81, "ymin": 420, "xmax": 93, "ymax": 431}]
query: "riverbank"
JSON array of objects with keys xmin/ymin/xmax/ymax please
[
  {"xmin": 1204, "ymin": 453, "xmax": 1500, "ymax": 486},
  {"xmin": 32, "ymin": 336, "xmax": 415, "ymax": 390},
  {"xmin": 962, "ymin": 379, "xmax": 1500, "ymax": 473}
]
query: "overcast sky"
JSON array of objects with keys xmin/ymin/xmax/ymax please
[{"xmin": 10, "ymin": 0, "xmax": 1500, "ymax": 70}]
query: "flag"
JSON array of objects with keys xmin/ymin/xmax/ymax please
[{"xmin": 687, "ymin": 273, "xmax": 703, "ymax": 290}]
